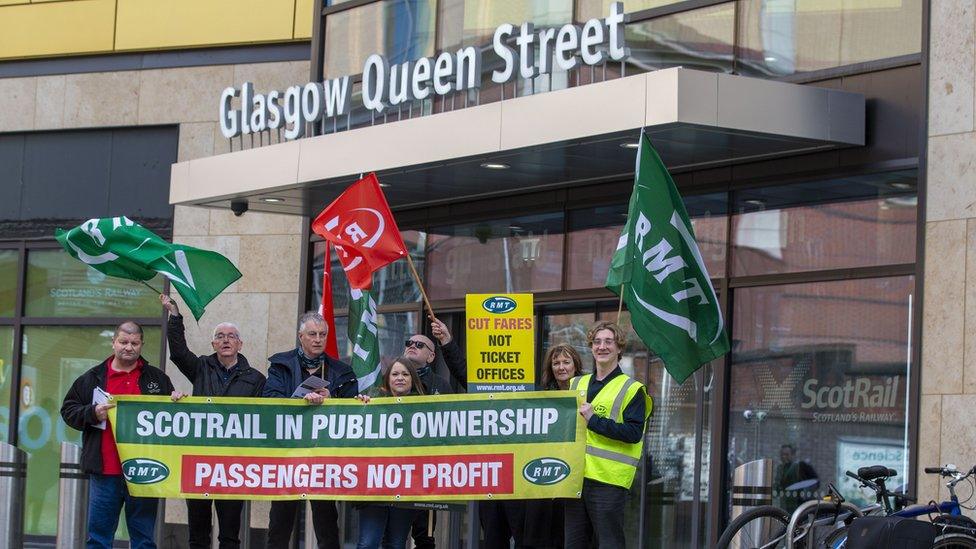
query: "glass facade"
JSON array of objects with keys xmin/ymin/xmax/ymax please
[
  {"xmin": 310, "ymin": 166, "xmax": 918, "ymax": 546},
  {"xmin": 0, "ymin": 249, "xmax": 15, "ymax": 316}
]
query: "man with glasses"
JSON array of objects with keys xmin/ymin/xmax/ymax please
[
  {"xmin": 161, "ymin": 295, "xmax": 267, "ymax": 549},
  {"xmin": 263, "ymin": 311, "xmax": 358, "ymax": 549},
  {"xmin": 403, "ymin": 317, "xmax": 467, "ymax": 395}
]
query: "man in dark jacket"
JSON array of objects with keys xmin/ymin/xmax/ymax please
[
  {"xmin": 263, "ymin": 311, "xmax": 357, "ymax": 549},
  {"xmin": 161, "ymin": 294, "xmax": 266, "ymax": 549},
  {"xmin": 61, "ymin": 321, "xmax": 175, "ymax": 549},
  {"xmin": 402, "ymin": 316, "xmax": 469, "ymax": 549}
]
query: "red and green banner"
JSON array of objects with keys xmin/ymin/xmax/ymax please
[{"xmin": 108, "ymin": 391, "xmax": 585, "ymax": 501}]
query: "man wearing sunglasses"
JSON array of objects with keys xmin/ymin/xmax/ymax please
[
  {"xmin": 161, "ymin": 294, "xmax": 267, "ymax": 549},
  {"xmin": 402, "ymin": 317, "xmax": 468, "ymax": 549},
  {"xmin": 403, "ymin": 317, "xmax": 467, "ymax": 395}
]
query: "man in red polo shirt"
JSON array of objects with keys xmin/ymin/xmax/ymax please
[{"xmin": 61, "ymin": 321, "xmax": 175, "ymax": 549}]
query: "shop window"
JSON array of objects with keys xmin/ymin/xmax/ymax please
[
  {"xmin": 426, "ymin": 212, "xmax": 564, "ymax": 300},
  {"xmin": 24, "ymin": 249, "xmax": 163, "ymax": 318},
  {"xmin": 566, "ymin": 193, "xmax": 727, "ymax": 290},
  {"xmin": 19, "ymin": 325, "xmax": 162, "ymax": 538},
  {"xmin": 735, "ymin": 0, "xmax": 923, "ymax": 77},
  {"xmin": 0, "ymin": 249, "xmax": 17, "ymax": 316},
  {"xmin": 731, "ymin": 170, "xmax": 917, "ymax": 277},
  {"xmin": 727, "ymin": 276, "xmax": 913, "ymax": 515},
  {"xmin": 323, "ymin": 0, "xmax": 437, "ymax": 79},
  {"xmin": 625, "ymin": 2, "xmax": 735, "ymax": 74}
]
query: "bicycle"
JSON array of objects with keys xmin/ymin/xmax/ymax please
[
  {"xmin": 820, "ymin": 464, "xmax": 976, "ymax": 548},
  {"xmin": 716, "ymin": 482, "xmax": 863, "ymax": 549}
]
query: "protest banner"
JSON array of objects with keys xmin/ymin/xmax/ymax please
[
  {"xmin": 466, "ymin": 293, "xmax": 535, "ymax": 392},
  {"xmin": 108, "ymin": 391, "xmax": 584, "ymax": 501}
]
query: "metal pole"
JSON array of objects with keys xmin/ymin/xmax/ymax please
[
  {"xmin": 57, "ymin": 443, "xmax": 88, "ymax": 549},
  {"xmin": 0, "ymin": 442, "xmax": 27, "ymax": 549}
]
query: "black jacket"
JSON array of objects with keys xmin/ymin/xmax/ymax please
[
  {"xmin": 262, "ymin": 349, "xmax": 358, "ymax": 399},
  {"xmin": 166, "ymin": 315, "xmax": 266, "ymax": 397},
  {"xmin": 60, "ymin": 358, "xmax": 174, "ymax": 474},
  {"xmin": 419, "ymin": 339, "xmax": 468, "ymax": 395}
]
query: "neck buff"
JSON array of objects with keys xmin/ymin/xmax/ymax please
[{"xmin": 297, "ymin": 347, "xmax": 325, "ymax": 371}]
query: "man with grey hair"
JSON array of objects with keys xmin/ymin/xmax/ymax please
[
  {"xmin": 263, "ymin": 311, "xmax": 357, "ymax": 549},
  {"xmin": 161, "ymin": 295, "xmax": 266, "ymax": 549}
]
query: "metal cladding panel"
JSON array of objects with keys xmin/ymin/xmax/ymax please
[{"xmin": 170, "ymin": 68, "xmax": 867, "ymax": 214}]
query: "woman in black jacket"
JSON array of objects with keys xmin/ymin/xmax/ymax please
[{"xmin": 523, "ymin": 343, "xmax": 584, "ymax": 549}]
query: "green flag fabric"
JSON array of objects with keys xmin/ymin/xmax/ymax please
[
  {"xmin": 55, "ymin": 217, "xmax": 241, "ymax": 320},
  {"xmin": 348, "ymin": 288, "xmax": 382, "ymax": 393},
  {"xmin": 606, "ymin": 133, "xmax": 730, "ymax": 383}
]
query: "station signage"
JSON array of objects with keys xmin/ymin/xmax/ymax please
[
  {"xmin": 466, "ymin": 293, "xmax": 535, "ymax": 392},
  {"xmin": 219, "ymin": 2, "xmax": 630, "ymax": 140}
]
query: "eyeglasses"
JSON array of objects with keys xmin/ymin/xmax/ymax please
[
  {"xmin": 213, "ymin": 333, "xmax": 240, "ymax": 341},
  {"xmin": 404, "ymin": 339, "xmax": 432, "ymax": 352}
]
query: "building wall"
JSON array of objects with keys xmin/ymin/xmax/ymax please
[
  {"xmin": 0, "ymin": 0, "xmax": 313, "ymax": 60},
  {"xmin": 919, "ymin": 0, "xmax": 976, "ymax": 503},
  {"xmin": 0, "ymin": 59, "xmax": 311, "ymax": 533}
]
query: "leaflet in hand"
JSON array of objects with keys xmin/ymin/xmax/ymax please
[
  {"xmin": 292, "ymin": 376, "xmax": 330, "ymax": 398},
  {"xmin": 92, "ymin": 387, "xmax": 111, "ymax": 430}
]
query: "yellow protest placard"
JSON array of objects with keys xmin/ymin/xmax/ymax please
[
  {"xmin": 465, "ymin": 293, "xmax": 535, "ymax": 392},
  {"xmin": 108, "ymin": 391, "xmax": 584, "ymax": 501}
]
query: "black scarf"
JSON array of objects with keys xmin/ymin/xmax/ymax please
[{"xmin": 297, "ymin": 347, "xmax": 325, "ymax": 374}]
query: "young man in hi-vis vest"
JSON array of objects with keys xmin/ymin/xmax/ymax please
[{"xmin": 565, "ymin": 321, "xmax": 653, "ymax": 548}]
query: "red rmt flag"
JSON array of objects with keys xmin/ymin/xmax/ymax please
[{"xmin": 311, "ymin": 173, "xmax": 408, "ymax": 290}]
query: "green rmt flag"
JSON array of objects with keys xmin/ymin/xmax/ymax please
[
  {"xmin": 55, "ymin": 217, "xmax": 241, "ymax": 321},
  {"xmin": 348, "ymin": 288, "xmax": 382, "ymax": 392},
  {"xmin": 606, "ymin": 133, "xmax": 730, "ymax": 383}
]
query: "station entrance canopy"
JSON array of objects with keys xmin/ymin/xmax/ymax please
[{"xmin": 169, "ymin": 68, "xmax": 865, "ymax": 216}]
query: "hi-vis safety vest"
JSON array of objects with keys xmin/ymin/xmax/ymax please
[{"xmin": 571, "ymin": 373, "xmax": 653, "ymax": 489}]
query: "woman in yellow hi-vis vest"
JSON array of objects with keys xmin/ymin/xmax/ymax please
[{"xmin": 564, "ymin": 321, "xmax": 653, "ymax": 549}]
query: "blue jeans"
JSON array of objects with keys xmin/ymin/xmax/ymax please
[
  {"xmin": 87, "ymin": 474, "xmax": 159, "ymax": 549},
  {"xmin": 357, "ymin": 505, "xmax": 414, "ymax": 549}
]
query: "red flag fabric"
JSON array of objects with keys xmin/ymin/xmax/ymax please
[
  {"xmin": 311, "ymin": 173, "xmax": 408, "ymax": 289},
  {"xmin": 319, "ymin": 242, "xmax": 339, "ymax": 357}
]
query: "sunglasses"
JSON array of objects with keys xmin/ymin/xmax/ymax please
[{"xmin": 404, "ymin": 339, "xmax": 432, "ymax": 352}]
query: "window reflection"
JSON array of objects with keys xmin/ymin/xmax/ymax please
[
  {"xmin": 731, "ymin": 171, "xmax": 917, "ymax": 277},
  {"xmin": 19, "ymin": 326, "xmax": 161, "ymax": 538},
  {"xmin": 567, "ymin": 193, "xmax": 727, "ymax": 290},
  {"xmin": 625, "ymin": 3, "xmax": 735, "ymax": 74},
  {"xmin": 0, "ymin": 326, "xmax": 11, "ymax": 443},
  {"xmin": 0, "ymin": 249, "xmax": 16, "ymax": 316},
  {"xmin": 577, "ymin": 0, "xmax": 685, "ymax": 21},
  {"xmin": 736, "ymin": 0, "xmax": 923, "ymax": 77},
  {"xmin": 426, "ymin": 213, "xmax": 564, "ymax": 300},
  {"xmin": 324, "ymin": 0, "xmax": 437, "ymax": 79},
  {"xmin": 24, "ymin": 249, "xmax": 163, "ymax": 318},
  {"xmin": 728, "ymin": 277, "xmax": 913, "ymax": 513}
]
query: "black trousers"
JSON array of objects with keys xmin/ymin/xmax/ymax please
[
  {"xmin": 411, "ymin": 509, "xmax": 437, "ymax": 549},
  {"xmin": 186, "ymin": 498, "xmax": 243, "ymax": 549},
  {"xmin": 266, "ymin": 500, "xmax": 340, "ymax": 549},
  {"xmin": 563, "ymin": 478, "xmax": 628, "ymax": 549},
  {"xmin": 480, "ymin": 500, "xmax": 526, "ymax": 549}
]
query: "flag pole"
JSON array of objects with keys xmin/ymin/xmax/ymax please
[
  {"xmin": 139, "ymin": 280, "xmax": 163, "ymax": 296},
  {"xmin": 616, "ymin": 284, "xmax": 625, "ymax": 325},
  {"xmin": 405, "ymin": 253, "xmax": 437, "ymax": 320}
]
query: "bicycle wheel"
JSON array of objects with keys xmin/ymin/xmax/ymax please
[
  {"xmin": 933, "ymin": 533, "xmax": 976, "ymax": 548},
  {"xmin": 786, "ymin": 500, "xmax": 862, "ymax": 549},
  {"xmin": 822, "ymin": 527, "xmax": 848, "ymax": 549},
  {"xmin": 717, "ymin": 505, "xmax": 790, "ymax": 549}
]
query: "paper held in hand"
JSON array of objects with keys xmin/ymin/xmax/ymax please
[
  {"xmin": 292, "ymin": 376, "xmax": 329, "ymax": 398},
  {"xmin": 92, "ymin": 387, "xmax": 111, "ymax": 430}
]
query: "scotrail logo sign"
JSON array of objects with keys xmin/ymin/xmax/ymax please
[
  {"xmin": 122, "ymin": 458, "xmax": 169, "ymax": 484},
  {"xmin": 482, "ymin": 296, "xmax": 517, "ymax": 314},
  {"xmin": 522, "ymin": 458, "xmax": 570, "ymax": 486}
]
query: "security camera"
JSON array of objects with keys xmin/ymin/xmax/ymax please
[
  {"xmin": 756, "ymin": 410, "xmax": 768, "ymax": 421},
  {"xmin": 743, "ymin": 410, "xmax": 754, "ymax": 421},
  {"xmin": 231, "ymin": 199, "xmax": 248, "ymax": 217}
]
